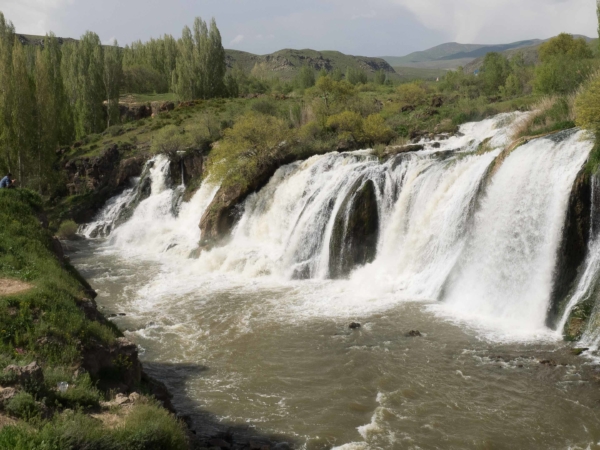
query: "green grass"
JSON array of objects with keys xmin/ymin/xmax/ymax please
[
  {"xmin": 0, "ymin": 400, "xmax": 188, "ymax": 450},
  {"xmin": 0, "ymin": 190, "xmax": 189, "ymax": 449}
]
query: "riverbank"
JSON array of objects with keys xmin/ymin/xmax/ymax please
[{"xmin": 0, "ymin": 189, "xmax": 190, "ymax": 449}]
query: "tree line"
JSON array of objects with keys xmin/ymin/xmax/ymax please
[{"xmin": 0, "ymin": 12, "xmax": 228, "ymax": 193}]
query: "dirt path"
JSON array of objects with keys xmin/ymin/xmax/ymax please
[{"xmin": 0, "ymin": 278, "xmax": 32, "ymax": 296}]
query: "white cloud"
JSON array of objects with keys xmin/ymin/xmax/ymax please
[
  {"xmin": 390, "ymin": 0, "xmax": 597, "ymax": 43},
  {"xmin": 1, "ymin": 0, "xmax": 74, "ymax": 35},
  {"xmin": 230, "ymin": 34, "xmax": 245, "ymax": 45}
]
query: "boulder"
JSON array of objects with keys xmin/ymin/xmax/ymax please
[
  {"xmin": 349, "ymin": 322, "xmax": 361, "ymax": 330},
  {"xmin": 329, "ymin": 179, "xmax": 379, "ymax": 279},
  {"xmin": 0, "ymin": 387, "xmax": 17, "ymax": 403},
  {"xmin": 405, "ymin": 330, "xmax": 422, "ymax": 337},
  {"xmin": 4, "ymin": 362, "xmax": 44, "ymax": 388},
  {"xmin": 82, "ymin": 338, "xmax": 142, "ymax": 391}
]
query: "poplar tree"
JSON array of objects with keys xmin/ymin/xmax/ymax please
[
  {"xmin": 104, "ymin": 41, "xmax": 123, "ymax": 127},
  {"xmin": 0, "ymin": 13, "xmax": 15, "ymax": 174},
  {"xmin": 35, "ymin": 33, "xmax": 70, "ymax": 190},
  {"xmin": 61, "ymin": 32, "xmax": 106, "ymax": 138},
  {"xmin": 9, "ymin": 41, "xmax": 37, "ymax": 184},
  {"xmin": 173, "ymin": 26, "xmax": 195, "ymax": 100},
  {"xmin": 205, "ymin": 18, "xmax": 226, "ymax": 98}
]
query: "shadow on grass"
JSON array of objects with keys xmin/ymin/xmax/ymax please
[{"xmin": 143, "ymin": 362, "xmax": 296, "ymax": 450}]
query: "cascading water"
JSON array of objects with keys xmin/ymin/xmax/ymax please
[
  {"xmin": 81, "ymin": 113, "xmax": 594, "ymax": 334},
  {"xmin": 72, "ymin": 114, "xmax": 600, "ymax": 450},
  {"xmin": 438, "ymin": 129, "xmax": 593, "ymax": 338}
]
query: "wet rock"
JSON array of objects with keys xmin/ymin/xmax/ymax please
[
  {"xmin": 549, "ymin": 168, "xmax": 592, "ymax": 328},
  {"xmin": 432, "ymin": 142, "xmax": 441, "ymax": 149},
  {"xmin": 273, "ymin": 443, "xmax": 291, "ymax": 450},
  {"xmin": 118, "ymin": 313, "xmax": 126, "ymax": 316},
  {"xmin": 141, "ymin": 371, "xmax": 176, "ymax": 413},
  {"xmin": 329, "ymin": 179, "xmax": 379, "ymax": 279},
  {"xmin": 208, "ymin": 438, "xmax": 232, "ymax": 449},
  {"xmin": 199, "ymin": 143, "xmax": 299, "ymax": 247},
  {"xmin": 349, "ymin": 322, "xmax": 361, "ymax": 330},
  {"xmin": 539, "ymin": 359, "xmax": 557, "ymax": 367},
  {"xmin": 82, "ymin": 338, "xmax": 142, "ymax": 390},
  {"xmin": 405, "ymin": 330, "xmax": 422, "ymax": 337},
  {"xmin": 571, "ymin": 348, "xmax": 590, "ymax": 356},
  {"xmin": 383, "ymin": 144, "xmax": 424, "ymax": 158}
]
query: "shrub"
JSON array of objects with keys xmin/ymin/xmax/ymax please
[
  {"xmin": 151, "ymin": 125, "xmax": 190, "ymax": 154},
  {"xmin": 326, "ymin": 111, "xmax": 364, "ymax": 142},
  {"xmin": 575, "ymin": 72, "xmax": 600, "ymax": 132},
  {"xmin": 362, "ymin": 114, "xmax": 396, "ymax": 145},
  {"xmin": 56, "ymin": 220, "xmax": 78, "ymax": 240},
  {"xmin": 251, "ymin": 98, "xmax": 278, "ymax": 116},
  {"xmin": 207, "ymin": 111, "xmax": 293, "ymax": 187},
  {"xmin": 106, "ymin": 125, "xmax": 124, "ymax": 137},
  {"xmin": 6, "ymin": 392, "xmax": 41, "ymax": 421},
  {"xmin": 396, "ymin": 82, "xmax": 427, "ymax": 106}
]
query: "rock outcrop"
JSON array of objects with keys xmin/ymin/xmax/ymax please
[
  {"xmin": 63, "ymin": 144, "xmax": 148, "ymax": 223},
  {"xmin": 329, "ymin": 179, "xmax": 379, "ymax": 279},
  {"xmin": 547, "ymin": 168, "xmax": 592, "ymax": 328}
]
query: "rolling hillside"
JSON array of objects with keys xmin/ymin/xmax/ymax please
[
  {"xmin": 384, "ymin": 36, "xmax": 593, "ymax": 71},
  {"xmin": 225, "ymin": 48, "xmax": 397, "ymax": 80}
]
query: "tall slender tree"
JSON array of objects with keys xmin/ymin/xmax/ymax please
[
  {"xmin": 104, "ymin": 41, "xmax": 123, "ymax": 127},
  {"xmin": 9, "ymin": 40, "xmax": 37, "ymax": 184},
  {"xmin": 205, "ymin": 18, "xmax": 226, "ymax": 98},
  {"xmin": 0, "ymin": 13, "xmax": 15, "ymax": 175}
]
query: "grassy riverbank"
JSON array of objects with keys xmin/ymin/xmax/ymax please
[{"xmin": 0, "ymin": 189, "xmax": 188, "ymax": 449}]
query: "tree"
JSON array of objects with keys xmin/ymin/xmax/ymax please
[
  {"xmin": 0, "ymin": 13, "xmax": 16, "ymax": 175},
  {"xmin": 173, "ymin": 17, "xmax": 227, "ymax": 100},
  {"xmin": 481, "ymin": 52, "xmax": 511, "ymax": 95},
  {"xmin": 8, "ymin": 40, "xmax": 37, "ymax": 184},
  {"xmin": 534, "ymin": 33, "xmax": 595, "ymax": 95},
  {"xmin": 62, "ymin": 32, "xmax": 105, "ymax": 138},
  {"xmin": 173, "ymin": 26, "xmax": 195, "ymax": 100},
  {"xmin": 104, "ymin": 41, "xmax": 123, "ymax": 127},
  {"xmin": 332, "ymin": 67, "xmax": 343, "ymax": 82},
  {"xmin": 374, "ymin": 69, "xmax": 387, "ymax": 85},
  {"xmin": 35, "ymin": 33, "xmax": 71, "ymax": 191},
  {"xmin": 346, "ymin": 67, "xmax": 367, "ymax": 85},
  {"xmin": 296, "ymin": 65, "xmax": 316, "ymax": 90},
  {"xmin": 575, "ymin": 73, "xmax": 600, "ymax": 132},
  {"xmin": 205, "ymin": 18, "xmax": 226, "ymax": 98}
]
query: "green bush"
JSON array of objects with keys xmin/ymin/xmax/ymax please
[
  {"xmin": 56, "ymin": 220, "xmax": 78, "ymax": 240},
  {"xmin": 6, "ymin": 392, "xmax": 41, "ymax": 421},
  {"xmin": 151, "ymin": 125, "xmax": 190, "ymax": 154}
]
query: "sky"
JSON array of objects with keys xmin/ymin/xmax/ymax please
[{"xmin": 0, "ymin": 0, "xmax": 597, "ymax": 57}]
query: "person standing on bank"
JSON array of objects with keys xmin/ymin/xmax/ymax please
[{"xmin": 0, "ymin": 173, "xmax": 16, "ymax": 189}]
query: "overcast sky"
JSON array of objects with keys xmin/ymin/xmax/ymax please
[{"xmin": 0, "ymin": 0, "xmax": 596, "ymax": 56}]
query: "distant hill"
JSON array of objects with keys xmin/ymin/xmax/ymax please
[
  {"xmin": 384, "ymin": 36, "xmax": 594, "ymax": 71},
  {"xmin": 16, "ymin": 33, "xmax": 398, "ymax": 81},
  {"xmin": 225, "ymin": 48, "xmax": 398, "ymax": 81}
]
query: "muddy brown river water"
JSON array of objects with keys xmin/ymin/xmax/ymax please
[{"xmin": 67, "ymin": 239, "xmax": 600, "ymax": 450}]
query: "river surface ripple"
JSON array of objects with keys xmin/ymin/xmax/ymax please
[{"xmin": 67, "ymin": 239, "xmax": 600, "ymax": 450}]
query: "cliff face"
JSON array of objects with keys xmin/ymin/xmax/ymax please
[
  {"xmin": 548, "ymin": 169, "xmax": 592, "ymax": 328},
  {"xmin": 62, "ymin": 144, "xmax": 148, "ymax": 223}
]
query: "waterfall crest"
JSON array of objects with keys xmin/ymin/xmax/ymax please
[{"xmin": 81, "ymin": 113, "xmax": 596, "ymax": 340}]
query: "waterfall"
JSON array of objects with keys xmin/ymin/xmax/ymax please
[
  {"xmin": 440, "ymin": 129, "xmax": 593, "ymax": 337},
  {"xmin": 82, "ymin": 113, "xmax": 596, "ymax": 340}
]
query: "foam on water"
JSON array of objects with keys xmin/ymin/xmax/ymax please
[{"xmin": 81, "ymin": 113, "xmax": 594, "ymax": 343}]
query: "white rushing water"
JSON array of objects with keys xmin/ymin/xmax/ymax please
[{"xmin": 81, "ymin": 113, "xmax": 596, "ymax": 341}]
